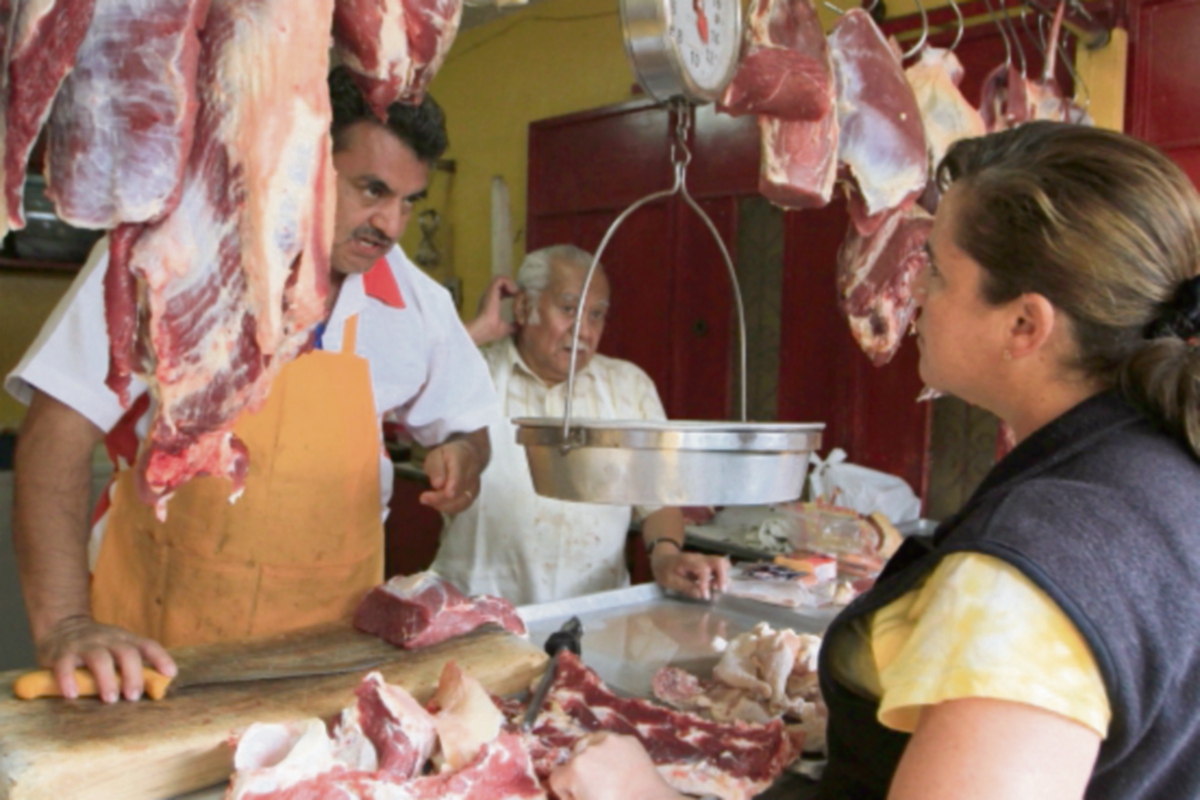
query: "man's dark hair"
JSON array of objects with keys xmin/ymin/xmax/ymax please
[{"xmin": 328, "ymin": 66, "xmax": 448, "ymax": 163}]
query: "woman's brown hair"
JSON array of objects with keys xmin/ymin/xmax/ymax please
[{"xmin": 938, "ymin": 122, "xmax": 1200, "ymax": 459}]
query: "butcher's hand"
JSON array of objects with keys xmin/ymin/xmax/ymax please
[
  {"xmin": 652, "ymin": 549, "xmax": 731, "ymax": 601},
  {"xmin": 420, "ymin": 428, "xmax": 489, "ymax": 514},
  {"xmin": 550, "ymin": 733, "xmax": 685, "ymax": 800},
  {"xmin": 464, "ymin": 275, "xmax": 518, "ymax": 346},
  {"xmin": 37, "ymin": 615, "xmax": 176, "ymax": 703}
]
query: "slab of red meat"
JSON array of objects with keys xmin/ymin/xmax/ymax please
[
  {"xmin": 333, "ymin": 0, "xmax": 463, "ymax": 119},
  {"xmin": 2, "ymin": 0, "xmax": 97, "ymax": 234},
  {"xmin": 904, "ymin": 47, "xmax": 986, "ymax": 174},
  {"xmin": 354, "ymin": 572, "xmax": 527, "ymax": 649},
  {"xmin": 114, "ymin": 0, "xmax": 336, "ymax": 513},
  {"xmin": 837, "ymin": 205, "xmax": 932, "ymax": 366},
  {"xmin": 331, "ymin": 672, "xmax": 438, "ymax": 779},
  {"xmin": 759, "ymin": 112, "xmax": 839, "ymax": 209},
  {"xmin": 828, "ymin": 9, "xmax": 927, "ymax": 234},
  {"xmin": 43, "ymin": 0, "xmax": 210, "ymax": 230},
  {"xmin": 719, "ymin": 0, "xmax": 834, "ymax": 121},
  {"xmin": 517, "ymin": 650, "xmax": 795, "ymax": 800},
  {"xmin": 979, "ymin": 61, "xmax": 1033, "ymax": 132}
]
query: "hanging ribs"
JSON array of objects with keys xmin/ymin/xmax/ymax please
[
  {"xmin": 2, "ymin": 0, "xmax": 97, "ymax": 235},
  {"xmin": 43, "ymin": 0, "xmax": 211, "ymax": 229},
  {"xmin": 113, "ymin": 0, "xmax": 336, "ymax": 513}
]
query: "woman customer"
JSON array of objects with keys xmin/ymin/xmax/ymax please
[{"xmin": 548, "ymin": 122, "xmax": 1200, "ymax": 800}]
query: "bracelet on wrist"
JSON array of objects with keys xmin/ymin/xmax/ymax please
[{"xmin": 645, "ymin": 536, "xmax": 683, "ymax": 556}]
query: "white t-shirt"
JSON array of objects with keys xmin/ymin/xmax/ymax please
[{"xmin": 5, "ymin": 239, "xmax": 501, "ymax": 519}]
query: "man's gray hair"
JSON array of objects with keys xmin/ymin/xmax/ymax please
[{"xmin": 515, "ymin": 244, "xmax": 603, "ymax": 309}]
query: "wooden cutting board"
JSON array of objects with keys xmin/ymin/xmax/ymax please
[{"xmin": 0, "ymin": 625, "xmax": 547, "ymax": 800}]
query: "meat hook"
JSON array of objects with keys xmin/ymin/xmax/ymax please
[
  {"xmin": 981, "ymin": 0, "xmax": 1013, "ymax": 68},
  {"xmin": 900, "ymin": 0, "xmax": 929, "ymax": 60},
  {"xmin": 947, "ymin": 0, "xmax": 965, "ymax": 52}
]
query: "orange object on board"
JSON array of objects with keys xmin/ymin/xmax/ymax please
[{"xmin": 91, "ymin": 315, "xmax": 384, "ymax": 647}]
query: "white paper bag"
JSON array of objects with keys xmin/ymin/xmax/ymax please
[{"xmin": 807, "ymin": 449, "xmax": 921, "ymax": 525}]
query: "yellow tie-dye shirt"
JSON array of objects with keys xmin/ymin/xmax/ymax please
[{"xmin": 829, "ymin": 552, "xmax": 1111, "ymax": 737}]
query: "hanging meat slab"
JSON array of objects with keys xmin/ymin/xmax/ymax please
[
  {"xmin": 979, "ymin": 60, "xmax": 1034, "ymax": 132},
  {"xmin": 333, "ymin": 0, "xmax": 464, "ymax": 119},
  {"xmin": 828, "ymin": 8, "xmax": 927, "ymax": 234},
  {"xmin": 759, "ymin": 111, "xmax": 839, "ymax": 209},
  {"xmin": 1027, "ymin": 1, "xmax": 1093, "ymax": 125},
  {"xmin": 43, "ymin": 0, "xmax": 211, "ymax": 230},
  {"xmin": 111, "ymin": 0, "xmax": 336, "ymax": 512},
  {"xmin": 2, "ymin": 0, "xmax": 98, "ymax": 235},
  {"xmin": 718, "ymin": 0, "xmax": 835, "ymax": 121},
  {"xmin": 837, "ymin": 204, "xmax": 932, "ymax": 366},
  {"xmin": 904, "ymin": 47, "xmax": 986, "ymax": 174}
]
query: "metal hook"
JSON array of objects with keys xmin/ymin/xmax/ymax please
[
  {"xmin": 981, "ymin": 0, "xmax": 1012, "ymax": 68},
  {"xmin": 1058, "ymin": 29, "xmax": 1091, "ymax": 109},
  {"xmin": 947, "ymin": 0, "xmax": 965, "ymax": 52},
  {"xmin": 999, "ymin": 0, "xmax": 1027, "ymax": 75},
  {"xmin": 901, "ymin": 0, "xmax": 929, "ymax": 60},
  {"xmin": 562, "ymin": 102, "xmax": 749, "ymax": 439},
  {"xmin": 1019, "ymin": 5, "xmax": 1046, "ymax": 61}
]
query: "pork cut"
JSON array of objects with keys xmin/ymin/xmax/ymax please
[
  {"xmin": 736, "ymin": 0, "xmax": 839, "ymax": 208},
  {"xmin": 837, "ymin": 204, "xmax": 933, "ymax": 366},
  {"xmin": 828, "ymin": 9, "xmax": 927, "ymax": 233},
  {"xmin": 979, "ymin": 61, "xmax": 1034, "ymax": 132},
  {"xmin": 354, "ymin": 572, "xmax": 527, "ymax": 649},
  {"xmin": 904, "ymin": 47, "xmax": 986, "ymax": 173},
  {"xmin": 2, "ymin": 0, "xmax": 97, "ymax": 235},
  {"xmin": 516, "ymin": 650, "xmax": 796, "ymax": 800},
  {"xmin": 113, "ymin": 0, "xmax": 336, "ymax": 512},
  {"xmin": 333, "ymin": 672, "xmax": 438, "ymax": 779},
  {"xmin": 43, "ymin": 0, "xmax": 210, "ymax": 229},
  {"xmin": 333, "ymin": 0, "xmax": 463, "ymax": 119},
  {"xmin": 719, "ymin": 0, "xmax": 835, "ymax": 121}
]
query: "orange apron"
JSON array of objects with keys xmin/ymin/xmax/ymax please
[{"xmin": 91, "ymin": 315, "xmax": 384, "ymax": 647}]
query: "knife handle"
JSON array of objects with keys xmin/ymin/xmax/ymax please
[{"xmin": 13, "ymin": 668, "xmax": 173, "ymax": 701}]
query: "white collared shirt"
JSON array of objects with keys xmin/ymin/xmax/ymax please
[{"xmin": 5, "ymin": 239, "xmax": 500, "ymax": 518}]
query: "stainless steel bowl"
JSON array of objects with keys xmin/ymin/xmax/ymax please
[{"xmin": 514, "ymin": 418, "xmax": 825, "ymax": 506}]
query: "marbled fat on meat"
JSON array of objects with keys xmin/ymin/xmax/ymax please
[
  {"xmin": 44, "ymin": 0, "xmax": 211, "ymax": 229},
  {"xmin": 520, "ymin": 650, "xmax": 795, "ymax": 800},
  {"xmin": 837, "ymin": 205, "xmax": 932, "ymax": 366},
  {"xmin": 2, "ymin": 0, "xmax": 97, "ymax": 234},
  {"xmin": 828, "ymin": 9, "xmax": 927, "ymax": 232},
  {"xmin": 719, "ymin": 0, "xmax": 834, "ymax": 121},
  {"xmin": 354, "ymin": 572, "xmax": 527, "ymax": 649},
  {"xmin": 333, "ymin": 0, "xmax": 463, "ymax": 118},
  {"xmin": 114, "ymin": 0, "xmax": 336, "ymax": 511}
]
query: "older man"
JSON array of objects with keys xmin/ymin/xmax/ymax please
[{"xmin": 434, "ymin": 244, "xmax": 729, "ymax": 605}]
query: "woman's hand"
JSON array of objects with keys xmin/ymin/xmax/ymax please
[{"xmin": 549, "ymin": 733, "xmax": 685, "ymax": 800}]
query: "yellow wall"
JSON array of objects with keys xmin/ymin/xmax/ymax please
[
  {"xmin": 402, "ymin": 0, "xmax": 640, "ymax": 317},
  {"xmin": 0, "ymin": 271, "xmax": 74, "ymax": 430}
]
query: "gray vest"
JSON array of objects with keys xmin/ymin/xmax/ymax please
[{"xmin": 819, "ymin": 392, "xmax": 1200, "ymax": 800}]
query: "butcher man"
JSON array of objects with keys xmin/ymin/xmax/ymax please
[
  {"xmin": 5, "ymin": 67, "xmax": 499, "ymax": 702},
  {"xmin": 433, "ymin": 244, "xmax": 730, "ymax": 605}
]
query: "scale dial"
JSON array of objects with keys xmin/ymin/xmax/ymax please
[{"xmin": 621, "ymin": 0, "xmax": 743, "ymax": 104}]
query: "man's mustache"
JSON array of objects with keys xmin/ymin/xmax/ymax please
[{"xmin": 351, "ymin": 225, "xmax": 391, "ymax": 247}]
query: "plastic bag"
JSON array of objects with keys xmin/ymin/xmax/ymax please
[{"xmin": 807, "ymin": 449, "xmax": 921, "ymax": 525}]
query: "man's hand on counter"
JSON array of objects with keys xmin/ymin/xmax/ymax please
[
  {"xmin": 419, "ymin": 427, "xmax": 490, "ymax": 514},
  {"xmin": 37, "ymin": 615, "xmax": 176, "ymax": 703},
  {"xmin": 651, "ymin": 547, "xmax": 731, "ymax": 601}
]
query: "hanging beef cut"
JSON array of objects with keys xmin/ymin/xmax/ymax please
[
  {"xmin": 828, "ymin": 8, "xmax": 927, "ymax": 235},
  {"xmin": 108, "ymin": 0, "xmax": 337, "ymax": 512},
  {"xmin": 837, "ymin": 205, "xmax": 933, "ymax": 366},
  {"xmin": 43, "ymin": 0, "xmax": 211, "ymax": 230},
  {"xmin": 2, "ymin": 0, "xmax": 97, "ymax": 235},
  {"xmin": 904, "ymin": 47, "xmax": 986, "ymax": 175},
  {"xmin": 333, "ymin": 0, "xmax": 464, "ymax": 119}
]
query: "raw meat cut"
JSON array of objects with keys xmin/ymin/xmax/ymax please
[
  {"xmin": 44, "ymin": 0, "xmax": 211, "ymax": 229},
  {"xmin": 114, "ymin": 0, "xmax": 336, "ymax": 512},
  {"xmin": 516, "ymin": 650, "xmax": 796, "ymax": 800},
  {"xmin": 333, "ymin": 671, "xmax": 438, "ymax": 779},
  {"xmin": 732, "ymin": 0, "xmax": 840, "ymax": 209},
  {"xmin": 828, "ymin": 9, "xmax": 927, "ymax": 231},
  {"xmin": 837, "ymin": 204, "xmax": 932, "ymax": 366},
  {"xmin": 719, "ymin": 0, "xmax": 834, "ymax": 121},
  {"xmin": 354, "ymin": 572, "xmax": 527, "ymax": 649},
  {"xmin": 333, "ymin": 0, "xmax": 463, "ymax": 119},
  {"xmin": 904, "ymin": 47, "xmax": 986, "ymax": 172},
  {"xmin": 2, "ymin": 0, "xmax": 97, "ymax": 234},
  {"xmin": 979, "ymin": 61, "xmax": 1034, "ymax": 132},
  {"xmin": 0, "ymin": 0, "xmax": 16, "ymax": 236},
  {"xmin": 759, "ymin": 111, "xmax": 839, "ymax": 209},
  {"xmin": 428, "ymin": 661, "xmax": 506, "ymax": 773}
]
